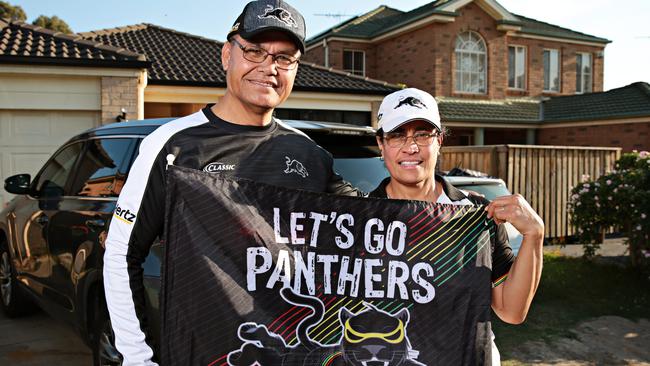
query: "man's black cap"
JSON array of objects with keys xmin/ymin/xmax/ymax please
[{"xmin": 227, "ymin": 0, "xmax": 306, "ymax": 53}]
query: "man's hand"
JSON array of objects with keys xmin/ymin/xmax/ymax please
[{"xmin": 485, "ymin": 194, "xmax": 544, "ymax": 238}]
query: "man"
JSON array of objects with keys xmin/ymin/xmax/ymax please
[
  {"xmin": 103, "ymin": 1, "xmax": 357, "ymax": 364},
  {"xmin": 370, "ymin": 88, "xmax": 544, "ymax": 364}
]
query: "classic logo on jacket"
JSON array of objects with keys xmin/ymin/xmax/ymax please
[
  {"xmin": 113, "ymin": 204, "xmax": 136, "ymax": 224},
  {"xmin": 258, "ymin": 5, "xmax": 298, "ymax": 28},
  {"xmin": 284, "ymin": 156, "xmax": 308, "ymax": 178},
  {"xmin": 204, "ymin": 162, "xmax": 236, "ymax": 173}
]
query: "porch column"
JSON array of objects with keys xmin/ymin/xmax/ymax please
[
  {"xmin": 526, "ymin": 128, "xmax": 536, "ymax": 145},
  {"xmin": 473, "ymin": 127, "xmax": 485, "ymax": 145}
]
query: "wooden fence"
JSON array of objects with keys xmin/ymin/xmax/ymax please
[{"xmin": 440, "ymin": 145, "xmax": 622, "ymax": 238}]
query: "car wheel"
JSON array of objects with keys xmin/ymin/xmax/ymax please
[
  {"xmin": 93, "ymin": 303, "xmax": 123, "ymax": 366},
  {"xmin": 0, "ymin": 241, "xmax": 36, "ymax": 317}
]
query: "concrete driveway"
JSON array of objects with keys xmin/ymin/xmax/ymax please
[
  {"xmin": 0, "ymin": 241, "xmax": 630, "ymax": 365},
  {"xmin": 0, "ymin": 309, "xmax": 91, "ymax": 365}
]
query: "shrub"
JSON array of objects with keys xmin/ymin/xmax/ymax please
[{"xmin": 568, "ymin": 151, "xmax": 649, "ymax": 266}]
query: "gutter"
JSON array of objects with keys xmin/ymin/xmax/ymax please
[{"xmin": 0, "ymin": 56, "xmax": 151, "ymax": 69}]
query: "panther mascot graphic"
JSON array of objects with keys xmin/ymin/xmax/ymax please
[{"xmin": 227, "ymin": 288, "xmax": 424, "ymax": 366}]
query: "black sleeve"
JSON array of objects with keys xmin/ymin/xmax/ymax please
[
  {"xmin": 327, "ymin": 170, "xmax": 363, "ymax": 196},
  {"xmin": 466, "ymin": 194, "xmax": 515, "ymax": 286},
  {"xmin": 491, "ymin": 223, "xmax": 515, "ymax": 286}
]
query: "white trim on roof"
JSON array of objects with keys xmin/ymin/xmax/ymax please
[
  {"xmin": 306, "ymin": 37, "xmax": 372, "ymax": 52},
  {"xmin": 372, "ymin": 14, "xmax": 456, "ymax": 42},
  {"xmin": 0, "ymin": 64, "xmax": 144, "ymax": 77},
  {"xmin": 439, "ymin": 0, "xmax": 518, "ymax": 22},
  {"xmin": 509, "ymin": 32, "xmax": 608, "ymax": 47}
]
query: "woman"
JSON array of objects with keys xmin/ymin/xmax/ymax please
[{"xmin": 370, "ymin": 88, "xmax": 544, "ymax": 365}]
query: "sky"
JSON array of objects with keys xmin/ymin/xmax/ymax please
[{"xmin": 9, "ymin": 0, "xmax": 650, "ymax": 91}]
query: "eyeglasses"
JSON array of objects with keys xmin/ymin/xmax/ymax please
[
  {"xmin": 231, "ymin": 39, "xmax": 300, "ymax": 70},
  {"xmin": 383, "ymin": 130, "xmax": 440, "ymax": 148}
]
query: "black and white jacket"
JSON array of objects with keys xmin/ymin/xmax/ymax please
[{"xmin": 103, "ymin": 106, "xmax": 357, "ymax": 365}]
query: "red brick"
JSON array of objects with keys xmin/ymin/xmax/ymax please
[{"xmin": 304, "ymin": 2, "xmax": 605, "ymax": 98}]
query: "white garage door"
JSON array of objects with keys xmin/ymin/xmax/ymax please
[{"xmin": 0, "ymin": 110, "xmax": 99, "ymax": 204}]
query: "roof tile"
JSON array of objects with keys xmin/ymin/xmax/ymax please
[
  {"xmin": 436, "ymin": 83, "xmax": 650, "ymax": 124},
  {"xmin": 80, "ymin": 23, "xmax": 399, "ymax": 94},
  {"xmin": 0, "ymin": 18, "xmax": 149, "ymax": 66},
  {"xmin": 543, "ymin": 82, "xmax": 650, "ymax": 122},
  {"xmin": 307, "ymin": 1, "xmax": 608, "ymax": 45},
  {"xmin": 437, "ymin": 98, "xmax": 540, "ymax": 123}
]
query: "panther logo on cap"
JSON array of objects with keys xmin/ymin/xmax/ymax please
[
  {"xmin": 258, "ymin": 5, "xmax": 298, "ymax": 28},
  {"xmin": 394, "ymin": 96, "xmax": 427, "ymax": 110}
]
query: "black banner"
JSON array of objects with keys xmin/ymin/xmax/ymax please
[{"xmin": 162, "ymin": 166, "xmax": 496, "ymax": 365}]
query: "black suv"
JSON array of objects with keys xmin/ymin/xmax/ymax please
[{"xmin": 0, "ymin": 118, "xmax": 386, "ymax": 365}]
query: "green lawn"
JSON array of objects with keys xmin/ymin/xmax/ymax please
[{"xmin": 493, "ymin": 252, "xmax": 650, "ymax": 361}]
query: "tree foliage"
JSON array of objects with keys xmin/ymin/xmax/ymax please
[
  {"xmin": 0, "ymin": 1, "xmax": 27, "ymax": 21},
  {"xmin": 32, "ymin": 15, "xmax": 72, "ymax": 34}
]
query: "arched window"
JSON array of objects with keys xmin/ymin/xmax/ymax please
[{"xmin": 454, "ymin": 31, "xmax": 487, "ymax": 94}]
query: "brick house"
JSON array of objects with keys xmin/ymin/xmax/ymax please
[
  {"xmin": 303, "ymin": 0, "xmax": 650, "ymax": 151},
  {"xmin": 79, "ymin": 24, "xmax": 398, "ymax": 127},
  {"xmin": 0, "ymin": 19, "xmax": 399, "ymax": 202}
]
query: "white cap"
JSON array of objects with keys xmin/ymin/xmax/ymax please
[{"xmin": 377, "ymin": 88, "xmax": 441, "ymax": 133}]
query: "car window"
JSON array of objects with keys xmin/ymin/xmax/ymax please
[
  {"xmin": 333, "ymin": 157, "xmax": 389, "ymax": 193},
  {"xmin": 68, "ymin": 138, "xmax": 137, "ymax": 197},
  {"xmin": 33, "ymin": 142, "xmax": 84, "ymax": 197},
  {"xmin": 453, "ymin": 183, "xmax": 511, "ymax": 200}
]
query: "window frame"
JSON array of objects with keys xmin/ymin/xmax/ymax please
[
  {"xmin": 576, "ymin": 52, "xmax": 593, "ymax": 94},
  {"xmin": 454, "ymin": 31, "xmax": 488, "ymax": 95},
  {"xmin": 543, "ymin": 48, "xmax": 561, "ymax": 93},
  {"xmin": 30, "ymin": 135, "xmax": 144, "ymax": 200},
  {"xmin": 67, "ymin": 137, "xmax": 139, "ymax": 198},
  {"xmin": 30, "ymin": 141, "xmax": 86, "ymax": 198},
  {"xmin": 508, "ymin": 45, "xmax": 527, "ymax": 90},
  {"xmin": 343, "ymin": 49, "xmax": 366, "ymax": 77}
]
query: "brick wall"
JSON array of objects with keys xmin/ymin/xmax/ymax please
[
  {"xmin": 505, "ymin": 36, "xmax": 605, "ymax": 96},
  {"xmin": 309, "ymin": 41, "xmax": 377, "ymax": 77},
  {"xmin": 101, "ymin": 76, "xmax": 139, "ymax": 123},
  {"xmin": 145, "ymin": 102, "xmax": 206, "ymax": 118},
  {"xmin": 537, "ymin": 121, "xmax": 650, "ymax": 152},
  {"xmin": 306, "ymin": 2, "xmax": 606, "ymax": 98},
  {"xmin": 304, "ymin": 43, "xmax": 325, "ymax": 66}
]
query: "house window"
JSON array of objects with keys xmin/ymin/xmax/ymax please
[
  {"xmin": 454, "ymin": 31, "xmax": 487, "ymax": 94},
  {"xmin": 543, "ymin": 49, "xmax": 560, "ymax": 92},
  {"xmin": 343, "ymin": 50, "xmax": 365, "ymax": 76},
  {"xmin": 576, "ymin": 53, "xmax": 592, "ymax": 94},
  {"xmin": 508, "ymin": 45, "xmax": 526, "ymax": 89}
]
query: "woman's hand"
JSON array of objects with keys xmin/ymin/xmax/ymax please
[{"xmin": 485, "ymin": 194, "xmax": 544, "ymax": 238}]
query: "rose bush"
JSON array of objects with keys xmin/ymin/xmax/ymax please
[{"xmin": 568, "ymin": 151, "xmax": 649, "ymax": 266}]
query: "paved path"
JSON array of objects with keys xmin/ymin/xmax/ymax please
[
  {"xmin": 544, "ymin": 237, "xmax": 628, "ymax": 258},
  {"xmin": 0, "ymin": 238, "xmax": 632, "ymax": 365},
  {"xmin": 0, "ymin": 309, "xmax": 91, "ymax": 366}
]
